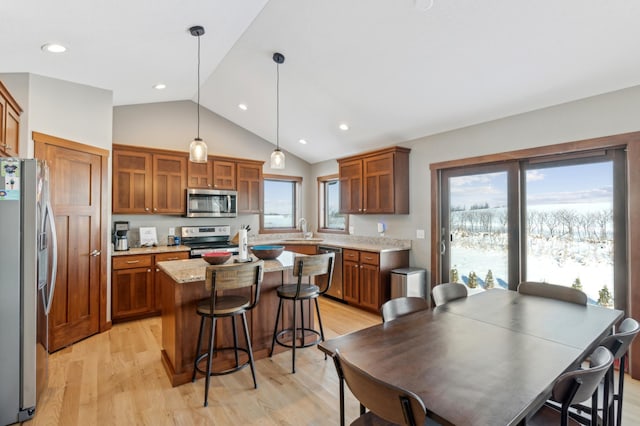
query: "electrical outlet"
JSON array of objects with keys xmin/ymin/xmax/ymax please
[
  {"xmin": 377, "ymin": 222, "xmax": 385, "ymax": 233},
  {"xmin": 349, "ymin": 226, "xmax": 355, "ymax": 235},
  {"xmin": 416, "ymin": 229, "xmax": 425, "ymax": 239}
]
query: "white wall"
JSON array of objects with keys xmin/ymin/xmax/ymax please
[
  {"xmin": 1, "ymin": 72, "xmax": 114, "ymax": 318},
  {"xmin": 312, "ymin": 84, "xmax": 640, "ymax": 273},
  {"xmin": 112, "ymin": 101, "xmax": 315, "ymax": 239}
]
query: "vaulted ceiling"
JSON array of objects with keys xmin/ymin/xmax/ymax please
[{"xmin": 3, "ymin": 0, "xmax": 640, "ymax": 163}]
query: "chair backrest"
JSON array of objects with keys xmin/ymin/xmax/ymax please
[
  {"xmin": 551, "ymin": 346, "xmax": 613, "ymax": 406},
  {"xmin": 517, "ymin": 281, "xmax": 587, "ymax": 305},
  {"xmin": 432, "ymin": 282, "xmax": 468, "ymax": 307},
  {"xmin": 599, "ymin": 317, "xmax": 640, "ymax": 359},
  {"xmin": 293, "ymin": 252, "xmax": 335, "ymax": 295},
  {"xmin": 380, "ymin": 297, "xmax": 429, "ymax": 323},
  {"xmin": 205, "ymin": 260, "xmax": 264, "ymax": 311},
  {"xmin": 333, "ymin": 349, "xmax": 427, "ymax": 426}
]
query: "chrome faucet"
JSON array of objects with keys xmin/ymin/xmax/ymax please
[{"xmin": 298, "ymin": 218, "xmax": 307, "ymax": 234}]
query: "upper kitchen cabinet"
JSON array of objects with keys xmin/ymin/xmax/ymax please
[
  {"xmin": 338, "ymin": 146, "xmax": 410, "ymax": 214},
  {"xmin": 237, "ymin": 160, "xmax": 263, "ymax": 214},
  {"xmin": 187, "ymin": 158, "xmax": 236, "ymax": 190},
  {"xmin": 113, "ymin": 145, "xmax": 187, "ymax": 215},
  {"xmin": 0, "ymin": 81, "xmax": 22, "ymax": 158}
]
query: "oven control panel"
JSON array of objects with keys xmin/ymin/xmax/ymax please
[{"xmin": 181, "ymin": 225, "xmax": 231, "ymax": 238}]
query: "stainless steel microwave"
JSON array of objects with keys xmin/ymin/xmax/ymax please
[{"xmin": 185, "ymin": 189, "xmax": 238, "ymax": 218}]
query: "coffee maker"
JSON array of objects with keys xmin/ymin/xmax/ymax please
[{"xmin": 113, "ymin": 221, "xmax": 130, "ymax": 251}]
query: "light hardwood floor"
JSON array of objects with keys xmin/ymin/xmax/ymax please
[{"xmin": 28, "ymin": 298, "xmax": 640, "ymax": 425}]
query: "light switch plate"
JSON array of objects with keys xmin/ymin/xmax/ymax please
[
  {"xmin": 349, "ymin": 226, "xmax": 355, "ymax": 235},
  {"xmin": 416, "ymin": 229, "xmax": 425, "ymax": 239}
]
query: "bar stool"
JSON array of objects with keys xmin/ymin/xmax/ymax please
[
  {"xmin": 191, "ymin": 260, "xmax": 264, "ymax": 407},
  {"xmin": 269, "ymin": 252, "xmax": 335, "ymax": 373}
]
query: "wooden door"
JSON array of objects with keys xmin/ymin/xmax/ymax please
[
  {"xmin": 363, "ymin": 153, "xmax": 394, "ymax": 214},
  {"xmin": 237, "ymin": 161, "xmax": 262, "ymax": 213},
  {"xmin": 359, "ymin": 263, "xmax": 380, "ymax": 310},
  {"xmin": 34, "ymin": 133, "xmax": 108, "ymax": 352},
  {"xmin": 339, "ymin": 159, "xmax": 362, "ymax": 214},
  {"xmin": 343, "ymin": 249, "xmax": 360, "ymax": 305},
  {"xmin": 212, "ymin": 160, "xmax": 236, "ymax": 190},
  {"xmin": 112, "ymin": 267, "xmax": 153, "ymax": 320},
  {"xmin": 187, "ymin": 159, "xmax": 212, "ymax": 188},
  {"xmin": 153, "ymin": 153, "xmax": 187, "ymax": 214},
  {"xmin": 112, "ymin": 148, "xmax": 152, "ymax": 213}
]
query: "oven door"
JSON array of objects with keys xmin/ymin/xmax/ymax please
[{"xmin": 185, "ymin": 189, "xmax": 237, "ymax": 218}]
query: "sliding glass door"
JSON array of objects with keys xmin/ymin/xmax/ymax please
[
  {"xmin": 440, "ymin": 163, "xmax": 519, "ymax": 292},
  {"xmin": 438, "ymin": 149, "xmax": 626, "ymax": 308}
]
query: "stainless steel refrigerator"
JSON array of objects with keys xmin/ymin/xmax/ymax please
[{"xmin": 0, "ymin": 158, "xmax": 57, "ymax": 425}]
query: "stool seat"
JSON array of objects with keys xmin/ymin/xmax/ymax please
[
  {"xmin": 196, "ymin": 295, "xmax": 251, "ymax": 316},
  {"xmin": 276, "ymin": 283, "xmax": 319, "ymax": 299}
]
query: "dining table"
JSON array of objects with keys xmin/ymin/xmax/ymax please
[{"xmin": 318, "ymin": 289, "xmax": 623, "ymax": 426}]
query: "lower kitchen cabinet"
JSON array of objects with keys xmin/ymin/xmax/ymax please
[
  {"xmin": 343, "ymin": 249, "xmax": 409, "ymax": 312},
  {"xmin": 112, "ymin": 251, "xmax": 189, "ymax": 322}
]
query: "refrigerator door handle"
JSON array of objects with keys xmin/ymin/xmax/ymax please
[{"xmin": 44, "ymin": 200, "xmax": 58, "ymax": 316}]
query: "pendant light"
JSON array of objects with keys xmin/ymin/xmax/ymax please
[
  {"xmin": 189, "ymin": 25, "xmax": 208, "ymax": 163},
  {"xmin": 270, "ymin": 52, "xmax": 286, "ymax": 169}
]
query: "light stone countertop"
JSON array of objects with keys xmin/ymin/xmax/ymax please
[
  {"xmin": 111, "ymin": 245, "xmax": 191, "ymax": 257},
  {"xmin": 252, "ymin": 235, "xmax": 411, "ymax": 253},
  {"xmin": 156, "ymin": 251, "xmax": 297, "ymax": 284}
]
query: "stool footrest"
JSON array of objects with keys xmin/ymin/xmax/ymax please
[
  {"xmin": 194, "ymin": 346, "xmax": 251, "ymax": 377},
  {"xmin": 273, "ymin": 327, "xmax": 322, "ymax": 350}
]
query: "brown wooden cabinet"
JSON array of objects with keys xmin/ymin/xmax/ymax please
[
  {"xmin": 213, "ymin": 159, "xmax": 236, "ymax": 190},
  {"xmin": 112, "ymin": 255, "xmax": 154, "ymax": 321},
  {"xmin": 112, "ymin": 251, "xmax": 189, "ymax": 322},
  {"xmin": 342, "ymin": 248, "xmax": 409, "ymax": 312},
  {"xmin": 187, "ymin": 158, "xmax": 236, "ymax": 190},
  {"xmin": 338, "ymin": 146, "xmax": 410, "ymax": 214},
  {"xmin": 112, "ymin": 145, "xmax": 187, "ymax": 214},
  {"xmin": 0, "ymin": 81, "xmax": 22, "ymax": 157},
  {"xmin": 237, "ymin": 160, "xmax": 263, "ymax": 213}
]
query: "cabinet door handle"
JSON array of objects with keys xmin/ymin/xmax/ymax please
[
  {"xmin": 156, "ymin": 268, "xmax": 160, "ymax": 272},
  {"xmin": 153, "ymin": 207, "xmax": 158, "ymax": 212},
  {"xmin": 90, "ymin": 249, "xmax": 101, "ymax": 256},
  {"xmin": 145, "ymin": 207, "xmax": 150, "ymax": 212},
  {"xmin": 147, "ymin": 269, "xmax": 152, "ymax": 273},
  {"xmin": 165, "ymin": 257, "xmax": 179, "ymax": 260},
  {"xmin": 126, "ymin": 260, "xmax": 140, "ymax": 264}
]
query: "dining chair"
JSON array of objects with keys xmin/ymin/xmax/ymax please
[
  {"xmin": 517, "ymin": 281, "xmax": 587, "ymax": 305},
  {"xmin": 332, "ymin": 349, "xmax": 440, "ymax": 426},
  {"xmin": 431, "ymin": 282, "xmax": 468, "ymax": 307},
  {"xmin": 380, "ymin": 297, "xmax": 429, "ymax": 322},
  {"xmin": 528, "ymin": 346, "xmax": 614, "ymax": 426},
  {"xmin": 270, "ymin": 252, "xmax": 335, "ymax": 373},
  {"xmin": 191, "ymin": 260, "xmax": 264, "ymax": 406},
  {"xmin": 598, "ymin": 317, "xmax": 640, "ymax": 426}
]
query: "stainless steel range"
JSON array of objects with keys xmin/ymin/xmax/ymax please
[{"xmin": 180, "ymin": 225, "xmax": 239, "ymax": 258}]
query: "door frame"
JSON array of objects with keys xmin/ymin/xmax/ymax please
[{"xmin": 33, "ymin": 131, "xmax": 111, "ymax": 333}]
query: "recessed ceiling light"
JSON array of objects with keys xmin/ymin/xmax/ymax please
[
  {"xmin": 298, "ymin": 139, "xmax": 307, "ymax": 145},
  {"xmin": 339, "ymin": 123, "xmax": 350, "ymax": 131},
  {"xmin": 153, "ymin": 83, "xmax": 166, "ymax": 90},
  {"xmin": 41, "ymin": 43, "xmax": 67, "ymax": 53},
  {"xmin": 238, "ymin": 103, "xmax": 248, "ymax": 111}
]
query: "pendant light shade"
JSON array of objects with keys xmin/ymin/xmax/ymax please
[
  {"xmin": 189, "ymin": 25, "xmax": 208, "ymax": 163},
  {"xmin": 270, "ymin": 52, "xmax": 285, "ymax": 169}
]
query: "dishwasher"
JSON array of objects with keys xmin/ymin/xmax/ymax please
[{"xmin": 318, "ymin": 246, "xmax": 343, "ymax": 300}]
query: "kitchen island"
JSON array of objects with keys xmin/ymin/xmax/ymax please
[{"xmin": 156, "ymin": 252, "xmax": 302, "ymax": 386}]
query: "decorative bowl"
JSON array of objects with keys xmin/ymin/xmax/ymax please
[
  {"xmin": 250, "ymin": 245, "xmax": 284, "ymax": 260},
  {"xmin": 202, "ymin": 252, "xmax": 232, "ymax": 265}
]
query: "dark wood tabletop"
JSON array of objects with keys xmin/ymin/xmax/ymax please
[{"xmin": 319, "ymin": 289, "xmax": 623, "ymax": 426}]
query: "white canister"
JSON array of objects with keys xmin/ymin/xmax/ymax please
[{"xmin": 238, "ymin": 229, "xmax": 248, "ymax": 260}]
